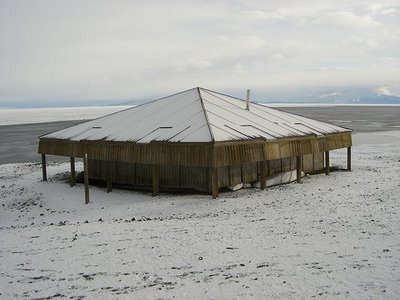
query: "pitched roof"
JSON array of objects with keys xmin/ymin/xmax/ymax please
[{"xmin": 42, "ymin": 87, "xmax": 350, "ymax": 143}]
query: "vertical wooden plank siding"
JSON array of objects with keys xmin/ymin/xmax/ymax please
[
  {"xmin": 37, "ymin": 132, "xmax": 352, "ymax": 201},
  {"xmin": 152, "ymin": 165, "xmax": 160, "ymax": 196},
  {"xmin": 260, "ymin": 161, "xmax": 267, "ymax": 190},
  {"xmin": 41, "ymin": 154, "xmax": 47, "ymax": 181},
  {"xmin": 211, "ymin": 167, "xmax": 219, "ymax": 199},
  {"xmin": 347, "ymin": 147, "xmax": 352, "ymax": 171},
  {"xmin": 38, "ymin": 132, "xmax": 352, "ymax": 167},
  {"xmin": 325, "ymin": 151, "xmax": 330, "ymax": 175},
  {"xmin": 296, "ymin": 156, "xmax": 302, "ymax": 183},
  {"xmin": 84, "ymin": 153, "xmax": 90, "ymax": 204},
  {"xmin": 70, "ymin": 157, "xmax": 75, "ymax": 186}
]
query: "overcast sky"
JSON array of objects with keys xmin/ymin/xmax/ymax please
[{"xmin": 0, "ymin": 0, "xmax": 399, "ymax": 106}]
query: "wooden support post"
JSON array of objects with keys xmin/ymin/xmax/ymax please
[
  {"xmin": 152, "ymin": 165, "xmax": 160, "ymax": 197},
  {"xmin": 69, "ymin": 157, "xmax": 76, "ymax": 186},
  {"xmin": 228, "ymin": 166, "xmax": 232, "ymax": 186},
  {"xmin": 312, "ymin": 153, "xmax": 315, "ymax": 172},
  {"xmin": 347, "ymin": 147, "xmax": 352, "ymax": 171},
  {"xmin": 260, "ymin": 161, "xmax": 267, "ymax": 190},
  {"xmin": 206, "ymin": 167, "xmax": 211, "ymax": 193},
  {"xmin": 83, "ymin": 153, "xmax": 90, "ymax": 204},
  {"xmin": 41, "ymin": 154, "xmax": 47, "ymax": 181},
  {"xmin": 296, "ymin": 156, "xmax": 302, "ymax": 183},
  {"xmin": 106, "ymin": 178, "xmax": 112, "ymax": 193},
  {"xmin": 211, "ymin": 167, "xmax": 219, "ymax": 199},
  {"xmin": 179, "ymin": 166, "xmax": 182, "ymax": 187},
  {"xmin": 106, "ymin": 161, "xmax": 112, "ymax": 193},
  {"xmin": 325, "ymin": 151, "xmax": 330, "ymax": 175},
  {"xmin": 134, "ymin": 163, "xmax": 137, "ymax": 185}
]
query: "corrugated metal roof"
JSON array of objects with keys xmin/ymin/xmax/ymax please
[{"xmin": 42, "ymin": 87, "xmax": 350, "ymax": 143}]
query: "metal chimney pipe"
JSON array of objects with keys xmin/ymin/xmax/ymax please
[{"xmin": 246, "ymin": 89, "xmax": 250, "ymax": 110}]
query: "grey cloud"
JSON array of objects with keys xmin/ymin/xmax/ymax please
[
  {"xmin": 315, "ymin": 11, "xmax": 380, "ymax": 28},
  {"xmin": 0, "ymin": 0, "xmax": 399, "ymax": 105}
]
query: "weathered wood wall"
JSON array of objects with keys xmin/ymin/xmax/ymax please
[
  {"xmin": 87, "ymin": 152, "xmax": 325, "ymax": 193},
  {"xmin": 39, "ymin": 132, "xmax": 352, "ymax": 168}
]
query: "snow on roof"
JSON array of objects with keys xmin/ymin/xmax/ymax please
[{"xmin": 42, "ymin": 87, "xmax": 350, "ymax": 143}]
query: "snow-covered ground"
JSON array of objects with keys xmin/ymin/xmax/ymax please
[
  {"xmin": 0, "ymin": 106, "xmax": 132, "ymax": 126},
  {"xmin": 1, "ymin": 131, "xmax": 399, "ymax": 299}
]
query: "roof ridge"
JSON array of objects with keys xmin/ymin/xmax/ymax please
[
  {"xmin": 197, "ymin": 87, "xmax": 215, "ymax": 143},
  {"xmin": 199, "ymin": 87, "xmax": 247, "ymax": 103}
]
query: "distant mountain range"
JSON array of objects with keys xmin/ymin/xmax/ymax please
[
  {"xmin": 252, "ymin": 87, "xmax": 400, "ymax": 105},
  {"xmin": 304, "ymin": 87, "xmax": 400, "ymax": 104}
]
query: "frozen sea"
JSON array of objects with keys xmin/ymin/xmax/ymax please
[{"xmin": 1, "ymin": 105, "xmax": 400, "ymax": 164}]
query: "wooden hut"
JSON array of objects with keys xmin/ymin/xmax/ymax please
[{"xmin": 38, "ymin": 87, "xmax": 352, "ymax": 200}]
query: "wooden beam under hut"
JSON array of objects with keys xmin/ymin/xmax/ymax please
[
  {"xmin": 152, "ymin": 165, "xmax": 160, "ymax": 197},
  {"xmin": 296, "ymin": 156, "xmax": 302, "ymax": 183},
  {"xmin": 106, "ymin": 161, "xmax": 113, "ymax": 193},
  {"xmin": 325, "ymin": 151, "xmax": 330, "ymax": 175},
  {"xmin": 211, "ymin": 167, "xmax": 219, "ymax": 199},
  {"xmin": 347, "ymin": 146, "xmax": 352, "ymax": 171},
  {"xmin": 84, "ymin": 153, "xmax": 90, "ymax": 204},
  {"xmin": 260, "ymin": 161, "xmax": 267, "ymax": 190},
  {"xmin": 41, "ymin": 154, "xmax": 47, "ymax": 181},
  {"xmin": 70, "ymin": 157, "xmax": 76, "ymax": 186}
]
